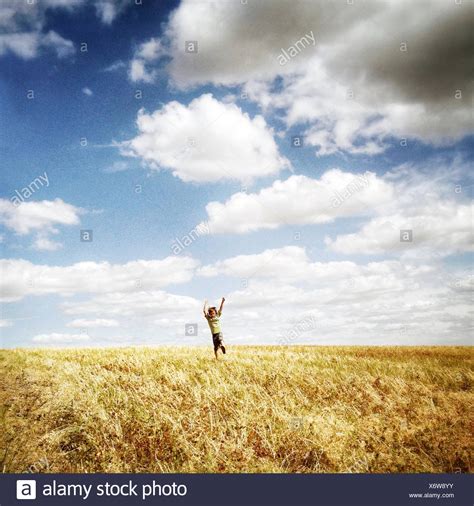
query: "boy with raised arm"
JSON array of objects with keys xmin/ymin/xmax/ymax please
[{"xmin": 203, "ymin": 297, "xmax": 226, "ymax": 359}]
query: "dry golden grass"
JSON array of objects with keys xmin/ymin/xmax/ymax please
[{"xmin": 1, "ymin": 346, "xmax": 472, "ymax": 473}]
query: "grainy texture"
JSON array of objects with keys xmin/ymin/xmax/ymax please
[{"xmin": 1, "ymin": 346, "xmax": 472, "ymax": 473}]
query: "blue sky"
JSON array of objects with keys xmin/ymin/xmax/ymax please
[{"xmin": 1, "ymin": 0, "xmax": 472, "ymax": 348}]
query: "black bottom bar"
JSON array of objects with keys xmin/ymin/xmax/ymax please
[{"xmin": 1, "ymin": 473, "xmax": 472, "ymax": 506}]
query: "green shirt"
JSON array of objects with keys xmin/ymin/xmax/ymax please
[{"xmin": 206, "ymin": 310, "xmax": 222, "ymax": 334}]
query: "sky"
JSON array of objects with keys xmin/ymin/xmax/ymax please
[{"xmin": 0, "ymin": 0, "xmax": 472, "ymax": 348}]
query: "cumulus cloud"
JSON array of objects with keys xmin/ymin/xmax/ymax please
[
  {"xmin": 0, "ymin": 319, "xmax": 13, "ymax": 328},
  {"xmin": 199, "ymin": 169, "xmax": 393, "ymax": 234},
  {"xmin": 325, "ymin": 159, "xmax": 474, "ymax": 257},
  {"xmin": 0, "ymin": 198, "xmax": 81, "ymax": 235},
  {"xmin": 199, "ymin": 245, "xmax": 433, "ymax": 288},
  {"xmin": 0, "ymin": 198, "xmax": 82, "ymax": 251},
  {"xmin": 0, "ymin": 256, "xmax": 198, "ymax": 302},
  {"xmin": 198, "ymin": 160, "xmax": 472, "ymax": 258},
  {"xmin": 122, "ymin": 94, "xmax": 289, "ymax": 182},
  {"xmin": 255, "ymin": 58, "xmax": 471, "ymax": 155},
  {"xmin": 199, "ymin": 246, "xmax": 310, "ymax": 280},
  {"xmin": 141, "ymin": 0, "xmax": 472, "ymax": 153},
  {"xmin": 326, "ymin": 203, "xmax": 474, "ymax": 256},
  {"xmin": 5, "ymin": 247, "xmax": 472, "ymax": 345},
  {"xmin": 32, "ymin": 235, "xmax": 64, "ymax": 252}
]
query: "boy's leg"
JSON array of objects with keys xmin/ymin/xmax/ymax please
[
  {"xmin": 219, "ymin": 333, "xmax": 226, "ymax": 354},
  {"xmin": 213, "ymin": 334, "xmax": 219, "ymax": 359}
]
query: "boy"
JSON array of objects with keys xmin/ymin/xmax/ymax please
[{"xmin": 203, "ymin": 297, "xmax": 226, "ymax": 359}]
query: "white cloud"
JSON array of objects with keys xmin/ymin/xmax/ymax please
[
  {"xmin": 32, "ymin": 236, "xmax": 63, "ymax": 252},
  {"xmin": 142, "ymin": 0, "xmax": 472, "ymax": 153},
  {"xmin": 0, "ymin": 198, "xmax": 81, "ymax": 235},
  {"xmin": 0, "ymin": 198, "xmax": 82, "ymax": 250},
  {"xmin": 32, "ymin": 332, "xmax": 90, "ymax": 344},
  {"xmin": 199, "ymin": 160, "xmax": 473, "ymax": 258},
  {"xmin": 67, "ymin": 318, "xmax": 119, "ymax": 328},
  {"xmin": 326, "ymin": 203, "xmax": 474, "ymax": 256},
  {"xmin": 82, "ymin": 87, "xmax": 93, "ymax": 96},
  {"xmin": 251, "ymin": 58, "xmax": 471, "ymax": 156},
  {"xmin": 0, "ymin": 319, "xmax": 12, "ymax": 328},
  {"xmin": 199, "ymin": 245, "xmax": 433, "ymax": 288},
  {"xmin": 246, "ymin": 61, "xmax": 393, "ymax": 156},
  {"xmin": 0, "ymin": 256, "xmax": 198, "ymax": 302},
  {"xmin": 5, "ymin": 246, "xmax": 472, "ymax": 345},
  {"xmin": 122, "ymin": 94, "xmax": 289, "ymax": 183},
  {"xmin": 198, "ymin": 246, "xmax": 310, "ymax": 280},
  {"xmin": 325, "ymin": 160, "xmax": 474, "ymax": 257},
  {"xmin": 199, "ymin": 169, "xmax": 393, "ymax": 234}
]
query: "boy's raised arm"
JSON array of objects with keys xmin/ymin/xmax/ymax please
[
  {"xmin": 219, "ymin": 297, "xmax": 225, "ymax": 314},
  {"xmin": 203, "ymin": 299, "xmax": 208, "ymax": 317}
]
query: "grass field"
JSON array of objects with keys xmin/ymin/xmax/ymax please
[{"xmin": 1, "ymin": 346, "xmax": 472, "ymax": 473}]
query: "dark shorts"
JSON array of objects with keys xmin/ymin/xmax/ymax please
[{"xmin": 212, "ymin": 332, "xmax": 224, "ymax": 351}]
